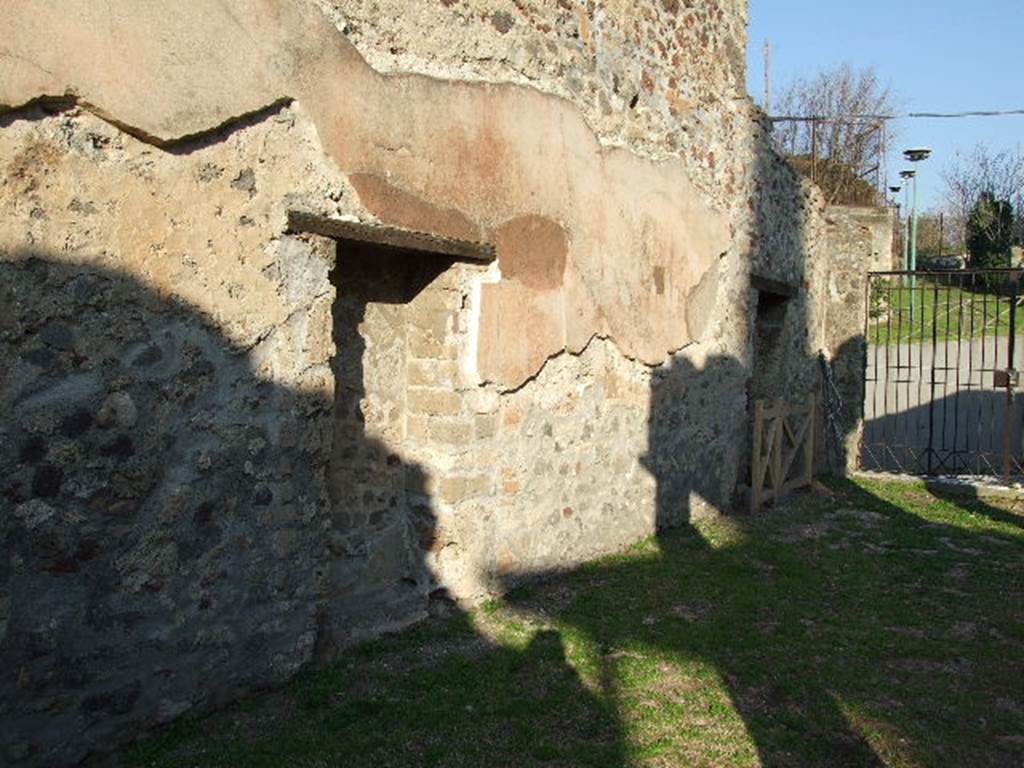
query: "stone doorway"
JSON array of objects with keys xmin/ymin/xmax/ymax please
[
  {"xmin": 323, "ymin": 240, "xmax": 452, "ymax": 649},
  {"xmin": 749, "ymin": 274, "xmax": 797, "ymax": 403},
  {"xmin": 286, "ymin": 214, "xmax": 495, "ymax": 654}
]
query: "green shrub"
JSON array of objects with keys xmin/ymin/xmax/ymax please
[{"xmin": 967, "ymin": 192, "xmax": 1013, "ymax": 269}]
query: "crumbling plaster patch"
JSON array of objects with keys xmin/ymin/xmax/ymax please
[
  {"xmin": 0, "ymin": 103, "xmax": 347, "ymax": 358},
  {"xmin": 1, "ymin": 0, "xmax": 733, "ymax": 388}
]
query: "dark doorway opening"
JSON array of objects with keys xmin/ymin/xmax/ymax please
[
  {"xmin": 285, "ymin": 212, "xmax": 495, "ymax": 653},
  {"xmin": 320, "ymin": 239, "xmax": 452, "ymax": 650},
  {"xmin": 749, "ymin": 275, "xmax": 797, "ymax": 403}
]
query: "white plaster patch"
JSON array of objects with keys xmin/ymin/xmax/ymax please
[{"xmin": 463, "ymin": 259, "xmax": 502, "ymax": 385}]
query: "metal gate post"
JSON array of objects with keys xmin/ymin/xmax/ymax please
[
  {"xmin": 1002, "ymin": 273, "xmax": 1019, "ymax": 479},
  {"xmin": 927, "ymin": 280, "xmax": 939, "ymax": 474}
]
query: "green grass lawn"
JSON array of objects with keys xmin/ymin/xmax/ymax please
[
  {"xmin": 869, "ymin": 279, "xmax": 1024, "ymax": 345},
  {"xmin": 124, "ymin": 476, "xmax": 1024, "ymax": 768}
]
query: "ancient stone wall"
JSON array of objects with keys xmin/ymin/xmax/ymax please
[
  {"xmin": 0, "ymin": 104, "xmax": 345, "ymax": 766},
  {"xmin": 821, "ymin": 205, "xmax": 899, "ymax": 468},
  {"xmin": 827, "ymin": 205, "xmax": 899, "ymax": 273},
  {"xmin": 318, "ymin": 0, "xmax": 749, "ymax": 202},
  {"xmin": 0, "ymin": 2, "xmax": 882, "ymax": 764}
]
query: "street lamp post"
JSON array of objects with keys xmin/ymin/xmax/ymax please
[
  {"xmin": 888, "ymin": 183, "xmax": 905, "ymax": 270},
  {"xmin": 901, "ymin": 171, "xmax": 917, "ymax": 319},
  {"xmin": 901, "ymin": 149, "xmax": 932, "ymax": 323},
  {"xmin": 911, "ymin": 172, "xmax": 919, "ymax": 270},
  {"xmin": 889, "ymin": 184, "xmax": 903, "ymax": 269},
  {"xmin": 899, "ymin": 170, "xmax": 915, "ymax": 281},
  {"xmin": 903, "ymin": 147, "xmax": 932, "ymax": 274},
  {"xmin": 897, "ymin": 173, "xmax": 913, "ymax": 272}
]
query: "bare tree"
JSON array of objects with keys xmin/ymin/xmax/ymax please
[
  {"xmin": 941, "ymin": 144, "xmax": 1024, "ymax": 248},
  {"xmin": 772, "ymin": 64, "xmax": 898, "ymax": 204},
  {"xmin": 913, "ymin": 213, "xmax": 949, "ymax": 257}
]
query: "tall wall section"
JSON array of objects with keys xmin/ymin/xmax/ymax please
[{"xmin": 0, "ymin": 2, "xmax": 878, "ymax": 764}]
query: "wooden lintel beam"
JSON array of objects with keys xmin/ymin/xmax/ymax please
[{"xmin": 287, "ymin": 210, "xmax": 496, "ymax": 263}]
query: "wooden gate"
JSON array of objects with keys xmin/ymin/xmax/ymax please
[{"xmin": 750, "ymin": 396, "xmax": 816, "ymax": 512}]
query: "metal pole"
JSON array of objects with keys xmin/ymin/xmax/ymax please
[
  {"xmin": 909, "ymin": 180, "xmax": 917, "ymax": 319},
  {"xmin": 910, "ymin": 174, "xmax": 920, "ymax": 321},
  {"xmin": 910, "ymin": 173, "xmax": 920, "ymax": 273},
  {"xmin": 902, "ymin": 186, "xmax": 910, "ymax": 268},
  {"xmin": 927, "ymin": 281, "xmax": 939, "ymax": 474},
  {"xmin": 1003, "ymin": 273, "xmax": 1019, "ymax": 479}
]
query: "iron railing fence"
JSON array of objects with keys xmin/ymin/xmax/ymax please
[{"xmin": 860, "ymin": 269, "xmax": 1024, "ymax": 478}]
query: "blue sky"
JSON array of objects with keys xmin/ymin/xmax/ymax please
[{"xmin": 746, "ymin": 0, "xmax": 1024, "ymax": 210}]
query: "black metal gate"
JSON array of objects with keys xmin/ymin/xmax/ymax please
[{"xmin": 860, "ymin": 269, "xmax": 1024, "ymax": 478}]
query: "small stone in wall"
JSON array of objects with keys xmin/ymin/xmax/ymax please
[
  {"xmin": 230, "ymin": 167, "xmax": 257, "ymax": 196},
  {"xmin": 14, "ymin": 499, "xmax": 56, "ymax": 530},
  {"xmin": 96, "ymin": 392, "xmax": 138, "ymax": 429},
  {"xmin": 196, "ymin": 163, "xmax": 224, "ymax": 182},
  {"xmin": 490, "ymin": 11, "xmax": 514, "ymax": 34},
  {"xmin": 67, "ymin": 198, "xmax": 97, "ymax": 215}
]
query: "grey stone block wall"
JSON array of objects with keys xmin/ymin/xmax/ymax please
[{"xmin": 1, "ymin": 258, "xmax": 330, "ymax": 765}]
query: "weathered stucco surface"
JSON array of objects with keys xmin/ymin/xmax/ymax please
[
  {"xmin": 0, "ymin": 1, "xmax": 884, "ymax": 765},
  {"xmin": 2, "ymin": 0, "xmax": 732, "ymax": 388},
  {"xmin": 0, "ymin": 105, "xmax": 345, "ymax": 766}
]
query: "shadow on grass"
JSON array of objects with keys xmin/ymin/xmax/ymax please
[
  {"xmin": 535, "ymin": 472, "xmax": 1024, "ymax": 767},
  {"xmin": 125, "ymin": 612, "xmax": 626, "ymax": 768},
  {"xmin": 124, "ymin": 474, "xmax": 1024, "ymax": 768},
  {"xmin": 925, "ymin": 480, "xmax": 1024, "ymax": 531}
]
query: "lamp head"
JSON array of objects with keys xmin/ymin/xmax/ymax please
[
  {"xmin": 903, "ymin": 147, "xmax": 932, "ymax": 162},
  {"xmin": 899, "ymin": 169, "xmax": 916, "ymax": 180},
  {"xmin": 889, "ymin": 185, "xmax": 902, "ymax": 193}
]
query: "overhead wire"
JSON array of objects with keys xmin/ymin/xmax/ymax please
[{"xmin": 770, "ymin": 109, "xmax": 1024, "ymax": 122}]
